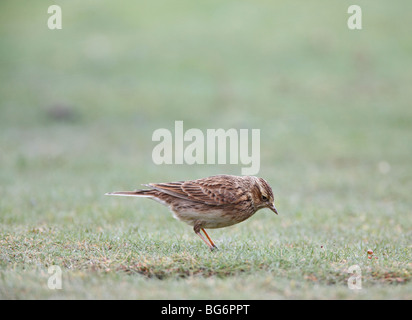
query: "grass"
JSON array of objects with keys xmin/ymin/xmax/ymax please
[{"xmin": 0, "ymin": 0, "xmax": 411, "ymax": 299}]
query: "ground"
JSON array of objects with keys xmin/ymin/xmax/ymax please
[{"xmin": 0, "ymin": 1, "xmax": 411, "ymax": 299}]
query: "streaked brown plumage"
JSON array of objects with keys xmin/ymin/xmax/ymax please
[{"xmin": 106, "ymin": 174, "xmax": 278, "ymax": 250}]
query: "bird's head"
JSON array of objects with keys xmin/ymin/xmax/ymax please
[{"xmin": 252, "ymin": 177, "xmax": 278, "ymax": 215}]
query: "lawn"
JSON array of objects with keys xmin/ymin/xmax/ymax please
[{"xmin": 0, "ymin": 1, "xmax": 411, "ymax": 299}]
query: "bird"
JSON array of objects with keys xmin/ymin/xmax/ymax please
[{"xmin": 105, "ymin": 174, "xmax": 278, "ymax": 250}]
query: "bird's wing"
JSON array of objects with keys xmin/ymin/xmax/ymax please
[{"xmin": 145, "ymin": 175, "xmax": 243, "ymax": 205}]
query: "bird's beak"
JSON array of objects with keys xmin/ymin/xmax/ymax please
[{"xmin": 268, "ymin": 203, "xmax": 278, "ymax": 215}]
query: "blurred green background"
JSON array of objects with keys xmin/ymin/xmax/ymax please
[{"xmin": 0, "ymin": 1, "xmax": 411, "ymax": 299}]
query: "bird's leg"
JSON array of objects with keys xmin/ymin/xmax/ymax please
[
  {"xmin": 193, "ymin": 224, "xmax": 217, "ymax": 251},
  {"xmin": 195, "ymin": 230, "xmax": 214, "ymax": 250},
  {"xmin": 201, "ymin": 228, "xmax": 218, "ymax": 250}
]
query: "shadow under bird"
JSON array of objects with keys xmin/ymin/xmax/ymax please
[{"xmin": 105, "ymin": 174, "xmax": 278, "ymax": 250}]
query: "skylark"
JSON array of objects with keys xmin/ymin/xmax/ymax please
[{"xmin": 106, "ymin": 174, "xmax": 278, "ymax": 250}]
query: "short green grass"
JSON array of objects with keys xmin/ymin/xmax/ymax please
[{"xmin": 0, "ymin": 1, "xmax": 411, "ymax": 299}]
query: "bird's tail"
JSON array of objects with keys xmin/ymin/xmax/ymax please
[{"xmin": 105, "ymin": 189, "xmax": 155, "ymax": 197}]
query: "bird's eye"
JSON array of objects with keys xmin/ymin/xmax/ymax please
[{"xmin": 262, "ymin": 195, "xmax": 268, "ymax": 201}]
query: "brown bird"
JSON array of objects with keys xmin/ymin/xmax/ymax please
[{"xmin": 105, "ymin": 174, "xmax": 278, "ymax": 250}]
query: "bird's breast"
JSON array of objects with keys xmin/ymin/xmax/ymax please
[{"xmin": 169, "ymin": 203, "xmax": 256, "ymax": 229}]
